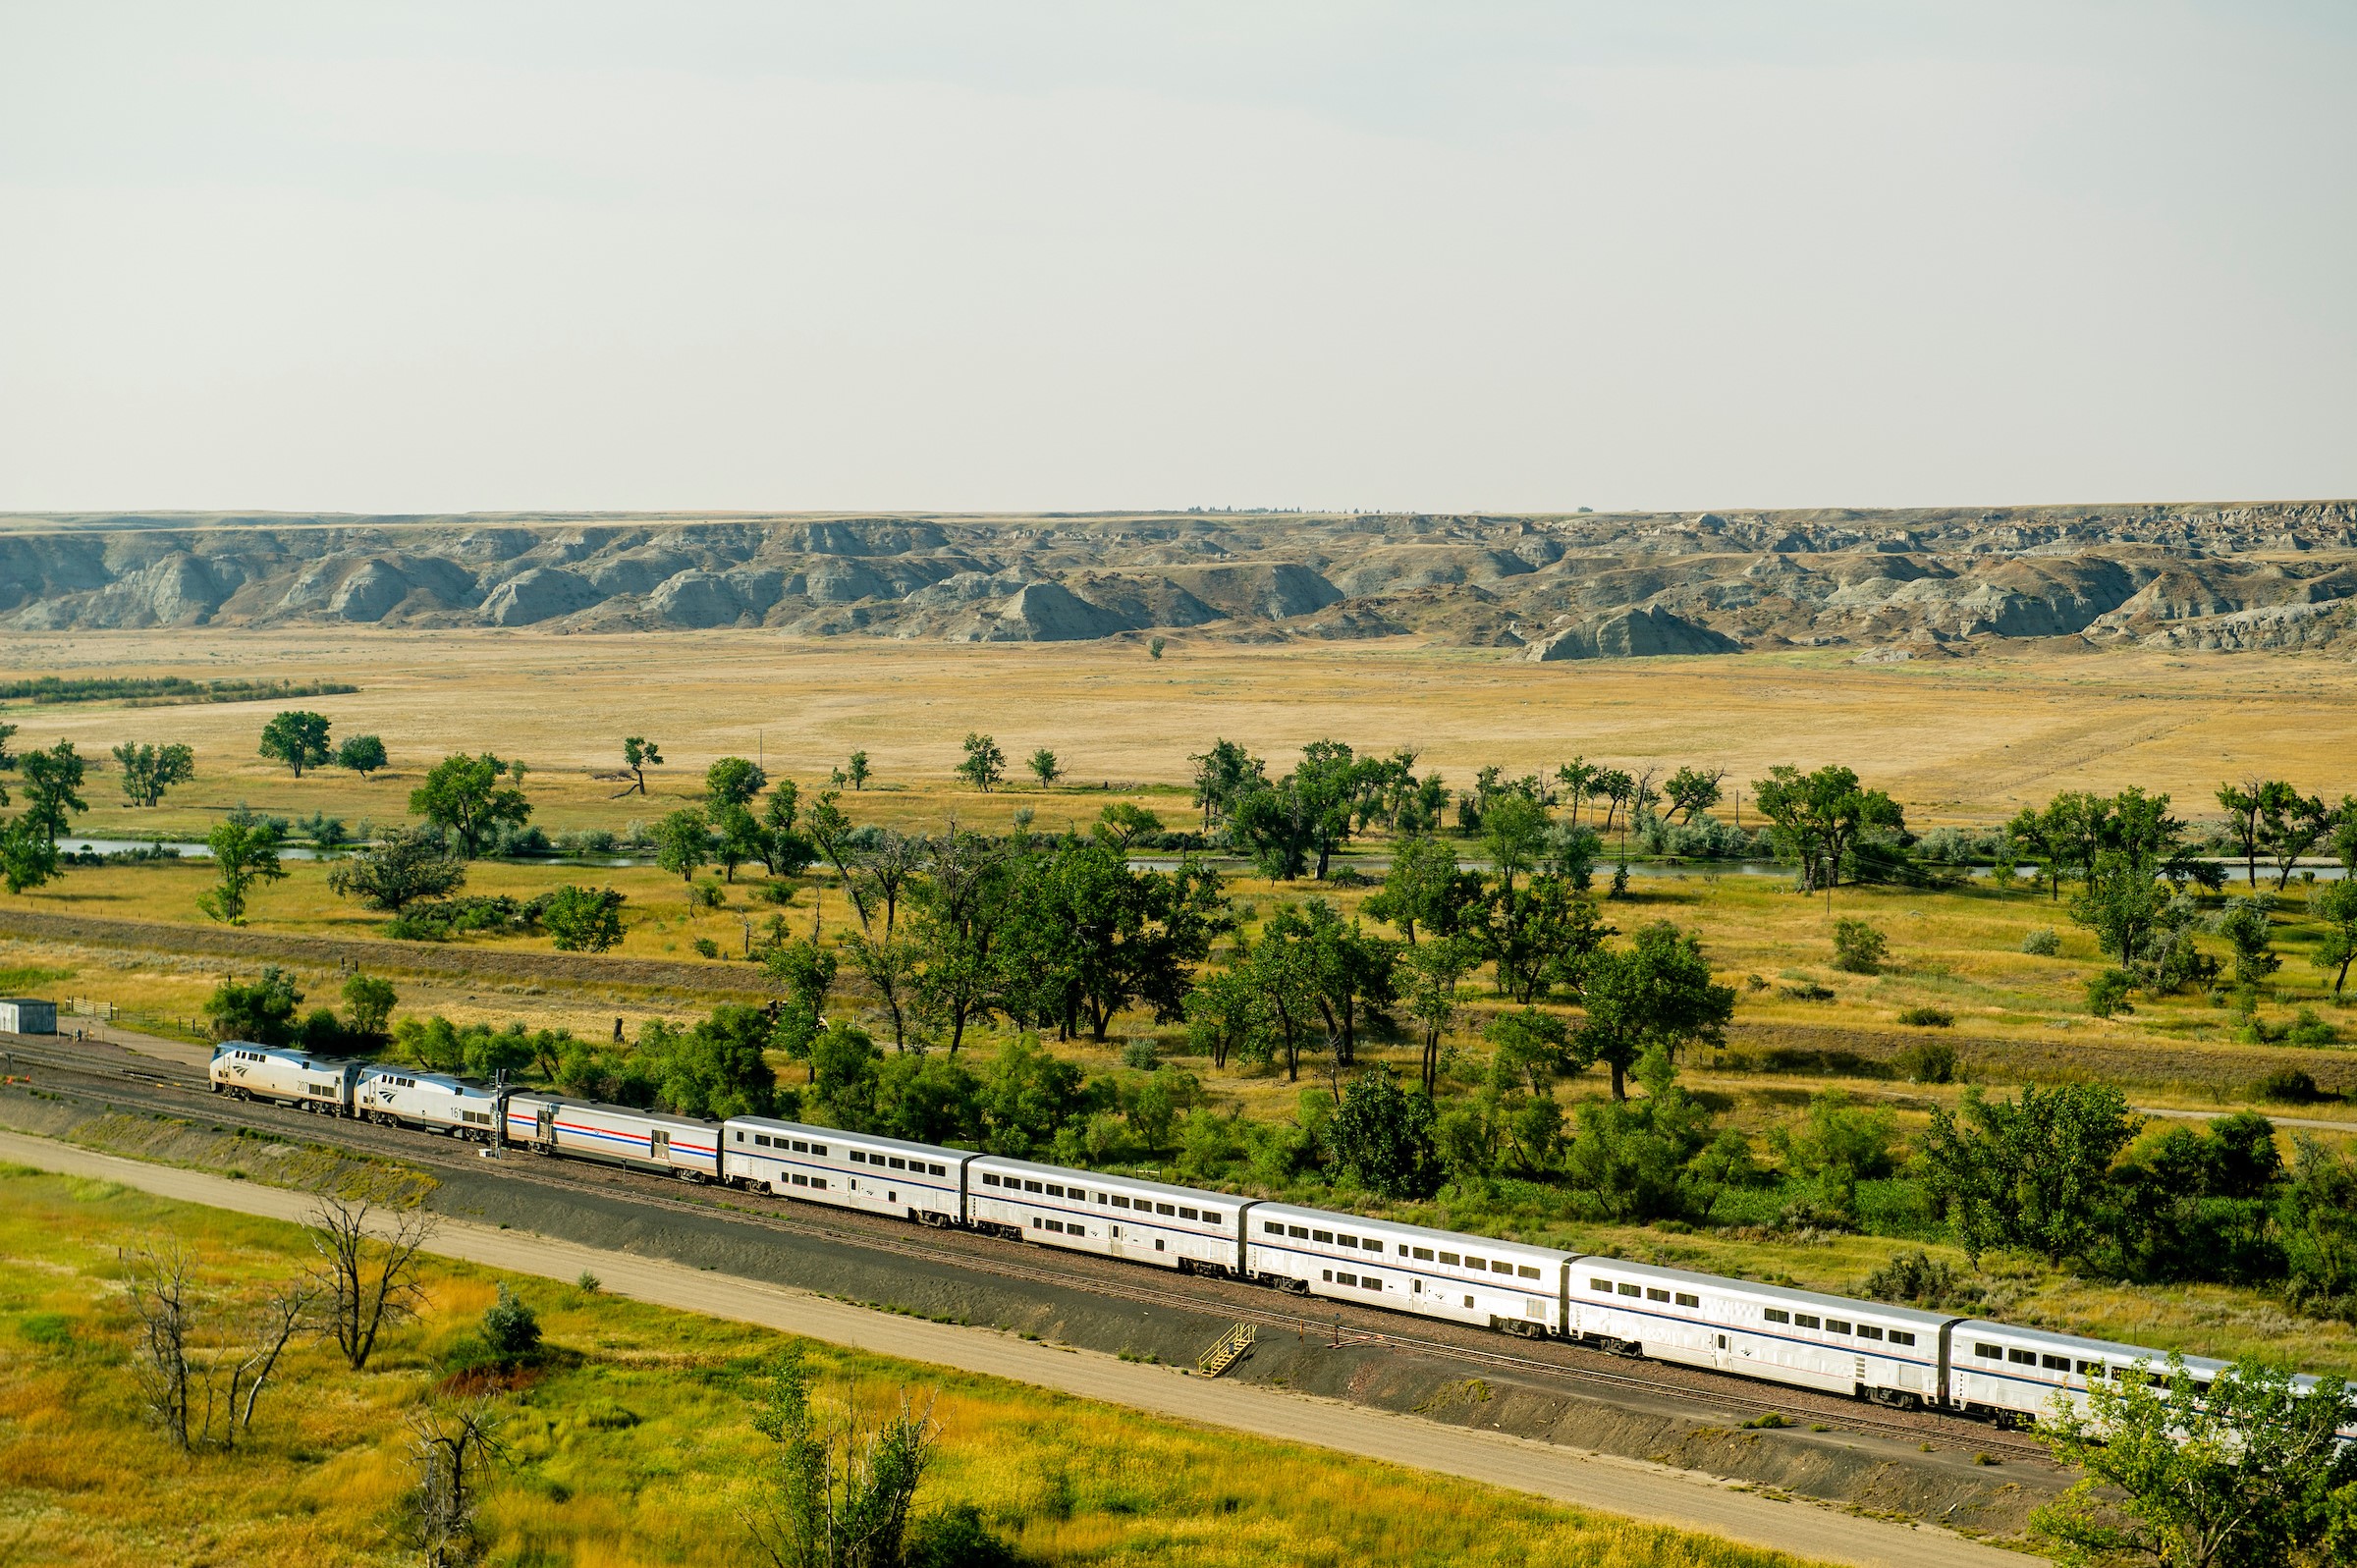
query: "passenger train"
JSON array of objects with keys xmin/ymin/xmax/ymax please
[{"xmin": 209, "ymin": 1041, "xmax": 2356, "ymax": 1436}]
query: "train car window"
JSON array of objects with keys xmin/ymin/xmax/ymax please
[
  {"xmin": 1361, "ymin": 1276, "xmax": 1381, "ymax": 1290},
  {"xmin": 812, "ymin": 1178, "xmax": 827, "ymax": 1190},
  {"xmin": 2043, "ymin": 1355, "xmax": 2070, "ymax": 1371},
  {"xmin": 1519, "ymin": 1266, "xmax": 1541, "ymax": 1279},
  {"xmin": 1826, "ymin": 1320, "xmax": 1851, "ymax": 1335},
  {"xmin": 1492, "ymin": 1261, "xmax": 1514, "ymax": 1275},
  {"xmin": 1336, "ymin": 1272, "xmax": 1355, "ymax": 1287},
  {"xmin": 1337, "ymin": 1234, "xmax": 1357, "ymax": 1248},
  {"xmin": 1156, "ymin": 1203, "xmax": 1176, "ymax": 1217},
  {"xmin": 1858, "ymin": 1325, "xmax": 1884, "ymax": 1340},
  {"xmin": 1675, "ymin": 1292, "xmax": 1700, "ymax": 1308},
  {"xmin": 1617, "ymin": 1283, "xmax": 1642, "ymax": 1298},
  {"xmin": 1288, "ymin": 1225, "xmax": 1309, "ymax": 1239},
  {"xmin": 812, "ymin": 1145, "xmax": 828, "ymax": 1157},
  {"xmin": 1045, "ymin": 1184, "xmax": 1065, "ymax": 1198},
  {"xmin": 1264, "ymin": 1219, "xmax": 1283, "ymax": 1234},
  {"xmin": 850, "ymin": 1151, "xmax": 867, "ymax": 1163},
  {"xmin": 1205, "ymin": 1211, "xmax": 1224, "ymax": 1225},
  {"xmin": 1462, "ymin": 1295, "xmax": 1475, "ymax": 1309},
  {"xmin": 1322, "ymin": 1270, "xmax": 1334, "ymax": 1283},
  {"xmin": 1462, "ymin": 1256, "xmax": 1483, "ymax": 1271},
  {"xmin": 1117, "ymin": 1196, "xmax": 1134, "ymax": 1209},
  {"xmin": 1439, "ymin": 1252, "xmax": 1460, "ymax": 1267},
  {"xmin": 2008, "ymin": 1349, "xmax": 2037, "ymax": 1366},
  {"xmin": 1312, "ymin": 1229, "xmax": 1332, "ymax": 1244},
  {"xmin": 1890, "ymin": 1330, "xmax": 1915, "ymax": 1346},
  {"xmin": 932, "ymin": 1164, "xmax": 948, "ymax": 1177},
  {"xmin": 1647, "ymin": 1288, "xmax": 1670, "ymax": 1303},
  {"xmin": 1025, "ymin": 1180, "xmax": 1044, "ymax": 1194},
  {"xmin": 792, "ymin": 1140, "xmax": 808, "ymax": 1153},
  {"xmin": 1182, "ymin": 1208, "xmax": 1201, "ymax": 1222},
  {"xmin": 1030, "ymin": 1217, "xmax": 1042, "ymax": 1228},
  {"xmin": 2075, "ymin": 1360, "xmax": 2100, "ymax": 1375},
  {"xmin": 1974, "ymin": 1344, "xmax": 2002, "ymax": 1360},
  {"xmin": 1593, "ymin": 1279, "xmax": 1614, "ymax": 1293},
  {"xmin": 981, "ymin": 1172, "xmax": 1000, "ymax": 1186},
  {"xmin": 1794, "ymin": 1315, "xmax": 1820, "ymax": 1329},
  {"xmin": 889, "ymin": 1157, "xmax": 906, "ymax": 1170},
  {"xmin": 1094, "ymin": 1190, "xmax": 1107, "ymax": 1203},
  {"xmin": 1413, "ymin": 1247, "xmax": 1435, "ymax": 1262}
]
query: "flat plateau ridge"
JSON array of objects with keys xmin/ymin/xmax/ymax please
[{"xmin": 5, "ymin": 502, "xmax": 2355, "ymax": 657}]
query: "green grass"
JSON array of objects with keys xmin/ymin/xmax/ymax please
[{"xmin": 0, "ymin": 1169, "xmax": 1829, "ymax": 1568}]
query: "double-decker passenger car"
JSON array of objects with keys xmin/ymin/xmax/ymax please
[
  {"xmin": 1245, "ymin": 1203, "xmax": 1569, "ymax": 1335},
  {"xmin": 1570, "ymin": 1257, "xmax": 1954, "ymax": 1406},
  {"xmin": 721, "ymin": 1117, "xmax": 968, "ymax": 1224},
  {"xmin": 356, "ymin": 1066, "xmax": 505, "ymax": 1141},
  {"xmin": 209, "ymin": 1042, "xmax": 363, "ymax": 1115},
  {"xmin": 504, "ymin": 1094, "xmax": 720, "ymax": 1180},
  {"xmin": 969, "ymin": 1157, "xmax": 1247, "ymax": 1274}
]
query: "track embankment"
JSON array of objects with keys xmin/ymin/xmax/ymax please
[
  {"xmin": 0, "ymin": 906, "xmax": 771, "ymax": 996},
  {"xmin": 0, "ymin": 1126, "xmax": 2035, "ymax": 1568}
]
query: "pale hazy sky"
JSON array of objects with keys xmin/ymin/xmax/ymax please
[{"xmin": 3, "ymin": 3, "xmax": 2351, "ymax": 514}]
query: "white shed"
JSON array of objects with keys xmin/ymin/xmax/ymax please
[{"xmin": 0, "ymin": 999, "xmax": 58, "ymax": 1035}]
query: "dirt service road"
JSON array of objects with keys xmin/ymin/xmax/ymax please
[{"xmin": 1, "ymin": 1129, "xmax": 2034, "ymax": 1568}]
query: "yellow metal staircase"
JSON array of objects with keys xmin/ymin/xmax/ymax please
[{"xmin": 1198, "ymin": 1323, "xmax": 1257, "ymax": 1378}]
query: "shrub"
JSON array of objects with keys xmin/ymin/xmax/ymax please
[
  {"xmin": 1896, "ymin": 1006, "xmax": 1953, "ymax": 1028},
  {"xmin": 1832, "ymin": 919, "xmax": 1888, "ymax": 974},
  {"xmin": 1862, "ymin": 1248, "xmax": 1982, "ymax": 1309},
  {"xmin": 1121, "ymin": 1038, "xmax": 1159, "ymax": 1070},
  {"xmin": 691, "ymin": 937, "xmax": 721, "ymax": 959},
  {"xmin": 2284, "ymin": 1007, "xmax": 2340, "ymax": 1047},
  {"xmin": 203, "ymin": 967, "xmax": 302, "ymax": 1045},
  {"xmin": 480, "ymin": 1283, "xmax": 542, "ymax": 1367},
  {"xmin": 688, "ymin": 880, "xmax": 726, "ymax": 911},
  {"xmin": 1779, "ymin": 982, "xmax": 1836, "ymax": 1001},
  {"xmin": 2021, "ymin": 927, "xmax": 2060, "ymax": 956},
  {"xmin": 2085, "ymin": 969, "xmax": 2137, "ymax": 1017},
  {"xmin": 904, "ymin": 1504, "xmax": 1019, "ymax": 1568},
  {"xmin": 543, "ymin": 885, "xmax": 627, "ymax": 953},
  {"xmin": 1893, "ymin": 1040, "xmax": 1958, "ymax": 1084},
  {"xmin": 2255, "ymin": 1067, "xmax": 2326, "ymax": 1105}
]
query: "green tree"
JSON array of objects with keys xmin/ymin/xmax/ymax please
[
  {"xmin": 621, "ymin": 736, "xmax": 662, "ymax": 795},
  {"xmin": 18, "ymin": 741, "xmax": 86, "ymax": 846},
  {"xmin": 2216, "ymin": 778, "xmax": 2290, "ymax": 886},
  {"xmin": 639, "ymin": 1004, "xmax": 781, "ymax": 1119},
  {"xmin": 1478, "ymin": 871, "xmax": 1611, "ymax": 1004},
  {"xmin": 956, "ymin": 732, "xmax": 1006, "ymax": 792},
  {"xmin": 1663, "ymin": 766, "xmax": 1726, "ymax": 823},
  {"xmin": 1363, "ymin": 835, "xmax": 1480, "ymax": 946},
  {"xmin": 744, "ymin": 1344, "xmax": 937, "ymax": 1568},
  {"xmin": 2312, "ymin": 878, "xmax": 2357, "ymax": 995},
  {"xmin": 978, "ymin": 1035, "xmax": 1089, "ymax": 1157},
  {"xmin": 409, "ymin": 753, "xmax": 531, "ymax": 857},
  {"xmin": 1769, "ymin": 1088, "xmax": 1897, "ymax": 1218},
  {"xmin": 1230, "ymin": 780, "xmax": 1313, "ymax": 880},
  {"xmin": 845, "ymin": 750, "xmax": 871, "ymax": 790},
  {"xmin": 1326, "ymin": 1066, "xmax": 1441, "ymax": 1199},
  {"xmin": 712, "ymin": 802, "xmax": 766, "ymax": 883},
  {"xmin": 1573, "ymin": 921, "xmax": 1734, "ymax": 1100},
  {"xmin": 1919, "ymin": 1081, "xmax": 2143, "ymax": 1264},
  {"xmin": 908, "ymin": 831, "xmax": 1014, "ymax": 1055},
  {"xmin": 997, "ymin": 842, "xmax": 1229, "ymax": 1044},
  {"xmin": 2033, "ymin": 1356, "xmax": 2357, "ymax": 1568},
  {"xmin": 542, "ymin": 885, "xmax": 627, "ymax": 952},
  {"xmin": 706, "ymin": 756, "xmax": 767, "ymax": 810},
  {"xmin": 1750, "ymin": 764, "xmax": 1904, "ymax": 895},
  {"xmin": 335, "ymin": 733, "xmax": 389, "ymax": 776},
  {"xmin": 327, "ymin": 829, "xmax": 467, "ymax": 913},
  {"xmin": 342, "ymin": 974, "xmax": 398, "ymax": 1041},
  {"xmin": 1187, "ymin": 738, "xmax": 1265, "ymax": 833},
  {"xmin": 1831, "ymin": 918, "xmax": 1887, "ymax": 974},
  {"xmin": 0, "ymin": 815, "xmax": 61, "ymax": 895},
  {"xmin": 1027, "ymin": 748, "xmax": 1060, "ymax": 787},
  {"xmin": 1401, "ymin": 935, "xmax": 1478, "ymax": 1094},
  {"xmin": 204, "ymin": 966, "xmax": 302, "ymax": 1044},
  {"xmin": 652, "ymin": 808, "xmax": 713, "ymax": 883},
  {"xmin": 2259, "ymin": 787, "xmax": 2332, "ymax": 890},
  {"xmin": 257, "ymin": 711, "xmax": 333, "ymax": 778},
  {"xmin": 198, "ymin": 818, "xmax": 287, "ymax": 926},
  {"xmin": 1269, "ymin": 898, "xmax": 1397, "ymax": 1083},
  {"xmin": 112, "ymin": 741, "xmax": 195, "ymax": 808},
  {"xmin": 1184, "ymin": 964, "xmax": 1271, "ymax": 1073},
  {"xmin": 2212, "ymin": 895, "xmax": 2281, "ymax": 989}
]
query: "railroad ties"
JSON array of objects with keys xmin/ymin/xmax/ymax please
[{"xmin": 1197, "ymin": 1322, "xmax": 1257, "ymax": 1378}]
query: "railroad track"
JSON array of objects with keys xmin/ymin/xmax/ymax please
[{"xmin": 0, "ymin": 1036, "xmax": 2052, "ymax": 1459}]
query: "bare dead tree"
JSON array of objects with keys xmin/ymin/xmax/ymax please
[
  {"xmin": 406, "ymin": 1394, "xmax": 511, "ymax": 1567},
  {"xmin": 309, "ymin": 1191, "xmax": 437, "ymax": 1371},
  {"xmin": 122, "ymin": 1244, "xmax": 199, "ymax": 1451},
  {"xmin": 222, "ymin": 1273, "xmax": 323, "ymax": 1442}
]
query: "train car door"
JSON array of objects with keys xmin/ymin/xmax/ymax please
[
  {"xmin": 535, "ymin": 1104, "xmax": 556, "ymax": 1145},
  {"xmin": 1714, "ymin": 1333, "xmax": 1730, "ymax": 1370},
  {"xmin": 650, "ymin": 1129, "xmax": 671, "ymax": 1162}
]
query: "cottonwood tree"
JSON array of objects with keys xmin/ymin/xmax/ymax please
[
  {"xmin": 257, "ymin": 711, "xmax": 333, "ymax": 777},
  {"xmin": 1090, "ymin": 801, "xmax": 1162, "ymax": 852},
  {"xmin": 199, "ymin": 818, "xmax": 287, "ymax": 925},
  {"xmin": 336, "ymin": 733, "xmax": 389, "ymax": 776},
  {"xmin": 1573, "ymin": 920, "xmax": 1734, "ymax": 1100},
  {"xmin": 652, "ymin": 808, "xmax": 713, "ymax": 883},
  {"xmin": 1027, "ymin": 748, "xmax": 1060, "ymax": 787},
  {"xmin": 543, "ymin": 884, "xmax": 627, "ymax": 952},
  {"xmin": 408, "ymin": 1395, "xmax": 511, "ymax": 1568},
  {"xmin": 309, "ymin": 1192, "xmax": 437, "ymax": 1371},
  {"xmin": 1919, "ymin": 1082, "xmax": 2142, "ymax": 1265},
  {"xmin": 328, "ymin": 829, "xmax": 466, "ymax": 913},
  {"xmin": 1327, "ymin": 1065, "xmax": 1442, "ymax": 1200},
  {"xmin": 845, "ymin": 750, "xmax": 871, "ymax": 790},
  {"xmin": 18, "ymin": 741, "xmax": 86, "ymax": 846},
  {"xmin": 2313, "ymin": 879, "xmax": 2357, "ymax": 995},
  {"xmin": 621, "ymin": 736, "xmax": 663, "ymax": 794},
  {"xmin": 0, "ymin": 815, "xmax": 59, "ymax": 895},
  {"xmin": 410, "ymin": 753, "xmax": 530, "ymax": 857},
  {"xmin": 343, "ymin": 973, "xmax": 398, "ymax": 1040},
  {"xmin": 1187, "ymin": 738, "xmax": 1265, "ymax": 832},
  {"xmin": 956, "ymin": 732, "xmax": 1007, "ymax": 791},
  {"xmin": 707, "ymin": 756, "xmax": 768, "ymax": 810},
  {"xmin": 1663, "ymin": 766, "xmax": 1726, "ymax": 823},
  {"xmin": 1362, "ymin": 835, "xmax": 1481, "ymax": 946},
  {"xmin": 2260, "ymin": 787, "xmax": 2331, "ymax": 890},
  {"xmin": 1750, "ymin": 764, "xmax": 1903, "ymax": 896},
  {"xmin": 744, "ymin": 1345, "xmax": 938, "ymax": 1568},
  {"xmin": 112, "ymin": 741, "xmax": 195, "ymax": 807},
  {"xmin": 1400, "ymin": 935, "xmax": 1477, "ymax": 1094},
  {"xmin": 2033, "ymin": 1357, "xmax": 2357, "ymax": 1568}
]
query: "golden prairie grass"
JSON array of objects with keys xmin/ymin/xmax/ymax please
[{"xmin": 0, "ymin": 1169, "xmax": 1828, "ymax": 1568}]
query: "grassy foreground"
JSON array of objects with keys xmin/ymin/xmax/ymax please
[{"xmin": 0, "ymin": 1168, "xmax": 1824, "ymax": 1568}]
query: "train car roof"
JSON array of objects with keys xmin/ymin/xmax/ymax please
[
  {"xmin": 1248, "ymin": 1202, "xmax": 1574, "ymax": 1265},
  {"xmin": 1949, "ymin": 1318, "xmax": 2233, "ymax": 1375},
  {"xmin": 213, "ymin": 1041, "xmax": 366, "ymax": 1071},
  {"xmin": 1576, "ymin": 1256, "xmax": 1959, "ymax": 1330},
  {"xmin": 971, "ymin": 1155, "xmax": 1244, "ymax": 1210},
  {"xmin": 357, "ymin": 1065, "xmax": 495, "ymax": 1094},
  {"xmin": 724, "ymin": 1116, "xmax": 972, "ymax": 1163},
  {"xmin": 503, "ymin": 1092, "xmax": 717, "ymax": 1134}
]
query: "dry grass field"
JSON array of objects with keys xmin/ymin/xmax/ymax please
[
  {"xmin": 6, "ymin": 631, "xmax": 2356, "ymax": 840},
  {"xmin": 0, "ymin": 1168, "xmax": 1827, "ymax": 1568}
]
